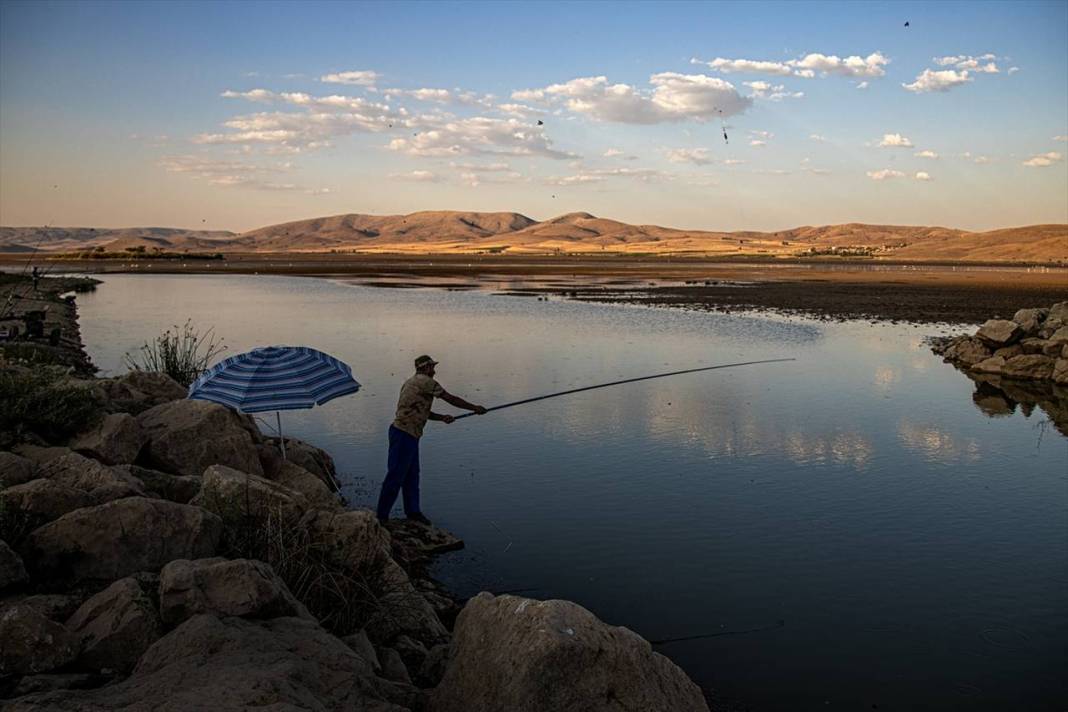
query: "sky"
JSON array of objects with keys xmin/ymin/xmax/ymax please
[{"xmin": 1, "ymin": 0, "xmax": 1066, "ymax": 233}]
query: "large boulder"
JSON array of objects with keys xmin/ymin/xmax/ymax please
[
  {"xmin": 36, "ymin": 452, "xmax": 145, "ymax": 504},
  {"xmin": 97, "ymin": 371, "xmax": 187, "ymax": 415},
  {"xmin": 1048, "ymin": 326, "xmax": 1068, "ymax": 346},
  {"xmin": 10, "ymin": 445, "xmax": 75, "ymax": 466},
  {"xmin": 137, "ymin": 400, "xmax": 263, "ymax": 477},
  {"xmin": 5, "ymin": 614, "xmax": 409, "ymax": 711},
  {"xmin": 191, "ymin": 465, "xmax": 307, "ymax": 520},
  {"xmin": 942, "ymin": 336, "xmax": 991, "ymax": 366},
  {"xmin": 0, "ymin": 479, "xmax": 94, "ymax": 522},
  {"xmin": 4, "ymin": 594, "xmax": 85, "ymax": 623},
  {"xmin": 1020, "ymin": 337, "xmax": 1049, "ymax": 355},
  {"xmin": 430, "ymin": 593, "xmax": 710, "ymax": 712},
  {"xmin": 971, "ymin": 356, "xmax": 1006, "ymax": 375},
  {"xmin": 1001, "ymin": 354, "xmax": 1055, "ymax": 381},
  {"xmin": 1012, "ymin": 307, "xmax": 1048, "ymax": 336},
  {"xmin": 0, "ymin": 451, "xmax": 36, "ymax": 489},
  {"xmin": 158, "ymin": 558, "xmax": 313, "ymax": 626},
  {"xmin": 0, "ymin": 604, "xmax": 79, "ymax": 677},
  {"xmin": 1047, "ymin": 301, "xmax": 1068, "ymax": 325},
  {"xmin": 65, "ymin": 577, "xmax": 163, "ymax": 674},
  {"xmin": 69, "ymin": 413, "xmax": 146, "ymax": 466},
  {"xmin": 976, "ymin": 319, "xmax": 1023, "ymax": 347},
  {"xmin": 114, "ymin": 464, "xmax": 200, "ymax": 504},
  {"xmin": 1053, "ymin": 359, "xmax": 1068, "ymax": 385},
  {"xmin": 279, "ymin": 438, "xmax": 340, "ymax": 490},
  {"xmin": 1, "ymin": 539, "xmax": 28, "ymax": 590},
  {"xmin": 25, "ymin": 497, "xmax": 222, "ymax": 583},
  {"xmin": 275, "ymin": 461, "xmax": 342, "ymax": 512}
]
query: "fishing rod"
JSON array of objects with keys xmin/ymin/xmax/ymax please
[{"xmin": 452, "ymin": 357, "xmax": 795, "ymax": 420}]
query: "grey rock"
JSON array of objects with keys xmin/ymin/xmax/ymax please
[
  {"xmin": 391, "ymin": 634, "xmax": 428, "ymax": 678},
  {"xmin": 4, "ymin": 614, "xmax": 408, "ymax": 711},
  {"xmin": 1002, "ymin": 354, "xmax": 1055, "ymax": 380},
  {"xmin": 942, "ymin": 336, "xmax": 991, "ymax": 366},
  {"xmin": 971, "ymin": 356, "xmax": 1006, "ymax": 374},
  {"xmin": 26, "ymin": 497, "xmax": 222, "ymax": 583},
  {"xmin": 114, "ymin": 464, "xmax": 200, "ymax": 504},
  {"xmin": 429, "ymin": 593, "xmax": 710, "ymax": 712},
  {"xmin": 0, "ymin": 604, "xmax": 79, "ymax": 676},
  {"xmin": 993, "ymin": 344, "xmax": 1023, "ymax": 360},
  {"xmin": 4, "ymin": 593, "xmax": 86, "ymax": 622},
  {"xmin": 191, "ymin": 464, "xmax": 307, "ymax": 520},
  {"xmin": 36, "ymin": 452, "xmax": 145, "ymax": 505},
  {"xmin": 379, "ymin": 646, "xmax": 411, "ymax": 685},
  {"xmin": 1047, "ymin": 301, "xmax": 1068, "ymax": 324},
  {"xmin": 1053, "ymin": 358, "xmax": 1068, "ymax": 385},
  {"xmin": 158, "ymin": 557, "xmax": 313, "ymax": 626},
  {"xmin": 69, "ymin": 413, "xmax": 146, "ymax": 466},
  {"xmin": 976, "ymin": 319, "xmax": 1023, "ymax": 347},
  {"xmin": 12, "ymin": 673, "xmax": 99, "ymax": 696},
  {"xmin": 1048, "ymin": 326, "xmax": 1068, "ymax": 345},
  {"xmin": 11, "ymin": 445, "xmax": 75, "ymax": 466},
  {"xmin": 278, "ymin": 437, "xmax": 340, "ymax": 490},
  {"xmin": 1019, "ymin": 337, "xmax": 1049, "ymax": 355},
  {"xmin": 137, "ymin": 399, "xmax": 263, "ymax": 477},
  {"xmin": 98, "ymin": 371, "xmax": 187, "ymax": 415},
  {"xmin": 66, "ymin": 577, "xmax": 163, "ymax": 674},
  {"xmin": 275, "ymin": 460, "xmax": 342, "ymax": 512},
  {"xmin": 1, "ymin": 479, "xmax": 94, "ymax": 522},
  {"xmin": 0, "ymin": 451, "xmax": 36, "ymax": 489},
  {"xmin": 343, "ymin": 628, "xmax": 381, "ymax": 673},
  {"xmin": 1011, "ymin": 307, "xmax": 1048, "ymax": 336},
  {"xmin": 418, "ymin": 643, "xmax": 451, "ymax": 688},
  {"xmin": 1, "ymin": 539, "xmax": 28, "ymax": 590}
]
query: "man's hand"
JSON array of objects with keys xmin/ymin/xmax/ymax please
[
  {"xmin": 473, "ymin": 405, "xmax": 487, "ymax": 415},
  {"xmin": 442, "ymin": 414, "xmax": 455, "ymax": 424}
]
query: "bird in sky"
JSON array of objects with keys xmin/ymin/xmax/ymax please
[
  {"xmin": 904, "ymin": 20, "xmax": 910, "ymax": 27},
  {"xmin": 537, "ymin": 120, "xmax": 544, "ymax": 126}
]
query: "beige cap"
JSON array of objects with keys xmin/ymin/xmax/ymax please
[{"xmin": 414, "ymin": 354, "xmax": 438, "ymax": 370}]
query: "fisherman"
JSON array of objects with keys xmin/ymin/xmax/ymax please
[
  {"xmin": 31, "ymin": 266, "xmax": 40, "ymax": 292},
  {"xmin": 376, "ymin": 354, "xmax": 486, "ymax": 525}
]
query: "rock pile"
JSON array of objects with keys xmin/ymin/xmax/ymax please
[
  {"xmin": 932, "ymin": 302, "xmax": 1068, "ymax": 385},
  {"xmin": 1, "ymin": 364, "xmax": 712, "ymax": 710}
]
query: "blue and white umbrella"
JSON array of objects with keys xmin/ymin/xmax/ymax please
[{"xmin": 188, "ymin": 345, "xmax": 360, "ymax": 459}]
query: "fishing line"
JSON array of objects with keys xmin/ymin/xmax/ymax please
[{"xmin": 452, "ymin": 358, "xmax": 796, "ymax": 420}]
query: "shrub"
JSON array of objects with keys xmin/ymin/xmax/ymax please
[
  {"xmin": 123, "ymin": 319, "xmax": 226, "ymax": 387},
  {"xmin": 0, "ymin": 367, "xmax": 99, "ymax": 446}
]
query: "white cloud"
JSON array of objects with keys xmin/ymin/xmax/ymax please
[
  {"xmin": 750, "ymin": 130, "xmax": 774, "ymax": 139},
  {"xmin": 603, "ymin": 148, "xmax": 624, "ymax": 157},
  {"xmin": 878, "ymin": 133, "xmax": 914, "ymax": 148},
  {"xmin": 934, "ymin": 54, "xmax": 999, "ymax": 73},
  {"xmin": 1022, "ymin": 151, "xmax": 1063, "ymax": 167},
  {"xmin": 723, "ymin": 158, "xmax": 745, "ymax": 165},
  {"xmin": 973, "ymin": 155, "xmax": 990, "ymax": 164},
  {"xmin": 389, "ymin": 170, "xmax": 440, "ymax": 182},
  {"xmin": 915, "ymin": 150, "xmax": 939, "ymax": 159},
  {"xmin": 387, "ymin": 116, "xmax": 573, "ymax": 159},
  {"xmin": 743, "ymin": 80, "xmax": 803, "ymax": 101},
  {"xmin": 385, "ymin": 88, "xmax": 494, "ymax": 107},
  {"xmin": 750, "ymin": 140, "xmax": 766, "ymax": 147},
  {"xmin": 805, "ymin": 167, "xmax": 832, "ymax": 175},
  {"xmin": 867, "ymin": 168, "xmax": 906, "ymax": 181},
  {"xmin": 320, "ymin": 70, "xmax": 379, "ymax": 86},
  {"xmin": 856, "ymin": 81, "xmax": 869, "ymax": 89},
  {"xmin": 809, "ymin": 134, "xmax": 827, "ymax": 142},
  {"xmin": 665, "ymin": 147, "xmax": 713, "ymax": 165},
  {"xmin": 511, "ymin": 72, "xmax": 752, "ymax": 123},
  {"xmin": 693, "ymin": 51, "xmax": 889, "ymax": 79},
  {"xmin": 496, "ymin": 103, "xmax": 547, "ymax": 117},
  {"xmin": 1007, "ymin": 66, "xmax": 1020, "ymax": 75},
  {"xmin": 159, "ymin": 154, "xmax": 326, "ymax": 193},
  {"xmin": 915, "ymin": 171, "xmax": 932, "ymax": 181},
  {"xmin": 902, "ymin": 69, "xmax": 973, "ymax": 93},
  {"xmin": 546, "ymin": 167, "xmax": 666, "ymax": 186},
  {"xmin": 1054, "ymin": 135, "xmax": 1068, "ymax": 142},
  {"xmin": 448, "ymin": 161, "xmax": 513, "ymax": 173}
]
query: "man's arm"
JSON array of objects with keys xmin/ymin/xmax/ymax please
[
  {"xmin": 439, "ymin": 390, "xmax": 486, "ymax": 414},
  {"xmin": 428, "ymin": 412, "xmax": 455, "ymax": 424}
]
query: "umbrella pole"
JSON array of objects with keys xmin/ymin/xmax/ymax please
[{"xmin": 277, "ymin": 411, "xmax": 287, "ymax": 460}]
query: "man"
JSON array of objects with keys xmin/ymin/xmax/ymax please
[{"xmin": 376, "ymin": 354, "xmax": 486, "ymax": 525}]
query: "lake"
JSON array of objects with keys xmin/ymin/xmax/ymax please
[{"xmin": 75, "ymin": 273, "xmax": 1067, "ymax": 711}]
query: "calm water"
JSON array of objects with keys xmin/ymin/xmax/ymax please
[{"xmin": 76, "ymin": 274, "xmax": 1067, "ymax": 711}]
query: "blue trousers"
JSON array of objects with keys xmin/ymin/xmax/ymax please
[{"xmin": 376, "ymin": 425, "xmax": 421, "ymax": 520}]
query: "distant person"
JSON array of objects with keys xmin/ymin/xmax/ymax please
[
  {"xmin": 376, "ymin": 354, "xmax": 486, "ymax": 525},
  {"xmin": 31, "ymin": 266, "xmax": 40, "ymax": 291}
]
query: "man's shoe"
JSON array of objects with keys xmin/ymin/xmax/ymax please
[{"xmin": 407, "ymin": 512, "xmax": 432, "ymax": 526}]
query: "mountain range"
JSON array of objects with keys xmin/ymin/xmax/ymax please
[{"xmin": 2, "ymin": 212, "xmax": 1065, "ymax": 263}]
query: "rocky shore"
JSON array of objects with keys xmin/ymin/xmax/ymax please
[
  {"xmin": 931, "ymin": 301, "xmax": 1068, "ymax": 434},
  {"xmin": 0, "ymin": 276, "xmax": 712, "ymax": 711}
]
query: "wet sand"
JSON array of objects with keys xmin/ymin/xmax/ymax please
[{"xmin": 5, "ymin": 253, "xmax": 1066, "ymax": 325}]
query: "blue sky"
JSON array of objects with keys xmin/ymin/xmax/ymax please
[{"xmin": 1, "ymin": 0, "xmax": 1065, "ymax": 232}]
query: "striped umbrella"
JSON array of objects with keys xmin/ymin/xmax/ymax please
[{"xmin": 188, "ymin": 345, "xmax": 360, "ymax": 459}]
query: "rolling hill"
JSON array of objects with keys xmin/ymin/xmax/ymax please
[{"xmin": 1, "ymin": 212, "xmax": 1065, "ymax": 263}]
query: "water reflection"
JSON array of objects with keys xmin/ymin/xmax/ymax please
[
  {"xmin": 965, "ymin": 373, "xmax": 1068, "ymax": 436},
  {"xmin": 897, "ymin": 417, "xmax": 982, "ymax": 464}
]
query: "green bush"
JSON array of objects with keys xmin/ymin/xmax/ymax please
[
  {"xmin": 0, "ymin": 367, "xmax": 99, "ymax": 445},
  {"xmin": 123, "ymin": 320, "xmax": 225, "ymax": 387}
]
